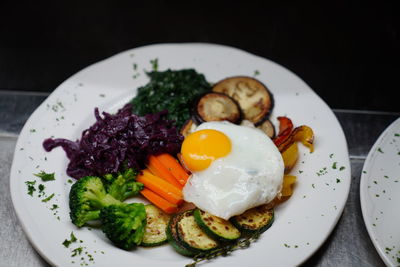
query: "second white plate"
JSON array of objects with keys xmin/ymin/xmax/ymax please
[{"xmin": 360, "ymin": 117, "xmax": 400, "ymax": 266}]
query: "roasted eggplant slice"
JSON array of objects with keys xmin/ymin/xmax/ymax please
[
  {"xmin": 212, "ymin": 76, "xmax": 273, "ymax": 125},
  {"xmin": 180, "ymin": 118, "xmax": 198, "ymax": 137},
  {"xmin": 193, "ymin": 92, "xmax": 242, "ymax": 124},
  {"xmin": 257, "ymin": 119, "xmax": 276, "ymax": 139}
]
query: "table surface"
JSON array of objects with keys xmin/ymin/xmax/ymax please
[{"xmin": 0, "ymin": 91, "xmax": 399, "ymax": 267}]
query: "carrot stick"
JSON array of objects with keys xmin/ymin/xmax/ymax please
[
  {"xmin": 140, "ymin": 188, "xmax": 179, "ymax": 214},
  {"xmin": 147, "ymin": 155, "xmax": 183, "ymax": 189},
  {"xmin": 155, "ymin": 153, "xmax": 190, "ymax": 186},
  {"xmin": 137, "ymin": 170, "xmax": 183, "ymax": 205}
]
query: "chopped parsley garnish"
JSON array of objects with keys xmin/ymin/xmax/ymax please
[
  {"xmin": 332, "ymin": 162, "xmax": 337, "ymax": 169},
  {"xmin": 63, "ymin": 232, "xmax": 78, "ymax": 248},
  {"xmin": 336, "ymin": 178, "xmax": 341, "ymax": 183},
  {"xmin": 71, "ymin": 247, "xmax": 83, "ymax": 257},
  {"xmin": 34, "ymin": 171, "xmax": 55, "ymax": 181},
  {"xmin": 25, "ymin": 180, "xmax": 36, "ymax": 196},
  {"xmin": 150, "ymin": 58, "xmax": 159, "ymax": 71},
  {"xmin": 42, "ymin": 193, "xmax": 55, "ymax": 203},
  {"xmin": 316, "ymin": 167, "xmax": 328, "ymax": 176},
  {"xmin": 339, "ymin": 166, "xmax": 345, "ymax": 171},
  {"xmin": 38, "ymin": 184, "xmax": 45, "ymax": 196},
  {"xmin": 377, "ymin": 147, "xmax": 384, "ymax": 153}
]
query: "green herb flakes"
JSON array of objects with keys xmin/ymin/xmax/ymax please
[
  {"xmin": 42, "ymin": 193, "xmax": 55, "ymax": 203},
  {"xmin": 63, "ymin": 232, "xmax": 78, "ymax": 248},
  {"xmin": 34, "ymin": 171, "xmax": 55, "ymax": 181},
  {"xmin": 25, "ymin": 180, "xmax": 36, "ymax": 196},
  {"xmin": 332, "ymin": 162, "xmax": 337, "ymax": 169},
  {"xmin": 150, "ymin": 58, "xmax": 159, "ymax": 71},
  {"xmin": 71, "ymin": 247, "xmax": 83, "ymax": 257}
]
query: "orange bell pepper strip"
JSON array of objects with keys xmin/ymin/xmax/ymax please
[
  {"xmin": 278, "ymin": 125, "xmax": 314, "ymax": 153},
  {"xmin": 273, "ymin": 116, "xmax": 294, "ymax": 147}
]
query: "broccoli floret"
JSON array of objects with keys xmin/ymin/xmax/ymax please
[
  {"xmin": 102, "ymin": 168, "xmax": 143, "ymax": 201},
  {"xmin": 69, "ymin": 176, "xmax": 121, "ymax": 227},
  {"xmin": 100, "ymin": 203, "xmax": 147, "ymax": 250}
]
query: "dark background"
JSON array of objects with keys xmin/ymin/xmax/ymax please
[{"xmin": 0, "ymin": 1, "xmax": 398, "ymax": 112}]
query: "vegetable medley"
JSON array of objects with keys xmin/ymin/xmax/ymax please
[{"xmin": 42, "ymin": 69, "xmax": 314, "ymax": 266}]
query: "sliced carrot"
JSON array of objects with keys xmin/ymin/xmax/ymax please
[
  {"xmin": 137, "ymin": 169, "xmax": 183, "ymax": 205},
  {"xmin": 155, "ymin": 153, "xmax": 190, "ymax": 186},
  {"xmin": 147, "ymin": 155, "xmax": 183, "ymax": 189},
  {"xmin": 140, "ymin": 188, "xmax": 179, "ymax": 214}
]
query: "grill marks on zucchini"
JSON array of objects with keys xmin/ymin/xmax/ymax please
[
  {"xmin": 193, "ymin": 209, "xmax": 241, "ymax": 242},
  {"xmin": 212, "ymin": 76, "xmax": 273, "ymax": 125},
  {"xmin": 230, "ymin": 204, "xmax": 274, "ymax": 234},
  {"xmin": 177, "ymin": 210, "xmax": 219, "ymax": 252},
  {"xmin": 166, "ymin": 207, "xmax": 275, "ymax": 259},
  {"xmin": 166, "ymin": 212, "xmax": 197, "ymax": 257},
  {"xmin": 141, "ymin": 204, "xmax": 170, "ymax": 247}
]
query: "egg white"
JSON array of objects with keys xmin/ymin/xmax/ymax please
[{"xmin": 182, "ymin": 121, "xmax": 284, "ymax": 220}]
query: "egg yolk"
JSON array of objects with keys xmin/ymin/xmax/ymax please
[{"xmin": 181, "ymin": 129, "xmax": 231, "ymax": 172}]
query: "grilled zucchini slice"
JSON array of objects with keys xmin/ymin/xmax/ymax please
[
  {"xmin": 193, "ymin": 92, "xmax": 242, "ymax": 124},
  {"xmin": 212, "ymin": 76, "xmax": 273, "ymax": 125},
  {"xmin": 177, "ymin": 210, "xmax": 219, "ymax": 253},
  {"xmin": 166, "ymin": 212, "xmax": 197, "ymax": 257},
  {"xmin": 141, "ymin": 204, "xmax": 170, "ymax": 247},
  {"xmin": 193, "ymin": 209, "xmax": 241, "ymax": 242},
  {"xmin": 230, "ymin": 205, "xmax": 274, "ymax": 234}
]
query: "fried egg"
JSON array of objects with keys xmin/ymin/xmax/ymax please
[{"xmin": 181, "ymin": 121, "xmax": 284, "ymax": 220}]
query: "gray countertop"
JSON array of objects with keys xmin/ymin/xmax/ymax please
[{"xmin": 1, "ymin": 91, "xmax": 399, "ymax": 267}]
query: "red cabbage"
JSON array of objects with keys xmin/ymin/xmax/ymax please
[{"xmin": 43, "ymin": 104, "xmax": 183, "ymax": 179}]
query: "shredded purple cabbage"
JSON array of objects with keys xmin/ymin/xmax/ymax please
[{"xmin": 43, "ymin": 104, "xmax": 183, "ymax": 179}]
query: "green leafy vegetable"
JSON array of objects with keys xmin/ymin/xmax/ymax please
[{"xmin": 131, "ymin": 69, "xmax": 211, "ymax": 128}]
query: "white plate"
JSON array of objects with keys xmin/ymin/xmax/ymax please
[
  {"xmin": 10, "ymin": 43, "xmax": 351, "ymax": 267},
  {"xmin": 360, "ymin": 117, "xmax": 400, "ymax": 266}
]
